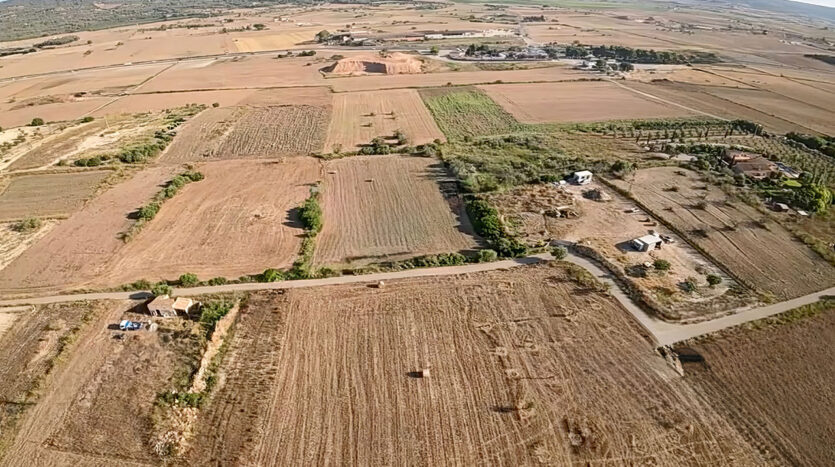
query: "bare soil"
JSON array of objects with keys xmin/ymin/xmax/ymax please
[
  {"xmin": 314, "ymin": 155, "xmax": 480, "ymax": 266},
  {"xmin": 185, "ymin": 264, "xmax": 763, "ymax": 465}
]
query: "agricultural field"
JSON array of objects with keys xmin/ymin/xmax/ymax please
[
  {"xmin": 680, "ymin": 301, "xmax": 835, "ymax": 466},
  {"xmin": 0, "ymin": 166, "xmax": 174, "ymax": 295},
  {"xmin": 323, "ymin": 89, "xmax": 445, "ymax": 153},
  {"xmin": 0, "ymin": 171, "xmax": 110, "ymax": 221},
  {"xmin": 479, "ymin": 81, "xmax": 697, "ymax": 124},
  {"xmin": 419, "ymin": 87, "xmax": 521, "ymax": 141},
  {"xmin": 184, "ymin": 264, "xmax": 762, "ymax": 465},
  {"xmin": 315, "ymin": 155, "xmax": 479, "ymax": 266},
  {"xmin": 0, "ymin": 301, "xmax": 110, "ymax": 458},
  {"xmin": 107, "ymin": 159, "xmax": 321, "ymax": 284},
  {"xmin": 161, "ymin": 89, "xmax": 331, "ymax": 162},
  {"xmin": 611, "ymin": 167, "xmax": 835, "ymax": 300}
]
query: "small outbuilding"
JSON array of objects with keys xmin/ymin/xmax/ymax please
[
  {"xmin": 572, "ymin": 170, "xmax": 593, "ymax": 185},
  {"xmin": 147, "ymin": 295, "xmax": 194, "ymax": 318},
  {"xmin": 631, "ymin": 234, "xmax": 663, "ymax": 252}
]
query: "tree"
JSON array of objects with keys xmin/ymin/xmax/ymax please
[
  {"xmin": 179, "ymin": 273, "xmax": 199, "ymax": 287},
  {"xmin": 618, "ymin": 61, "xmax": 634, "ymax": 72},
  {"xmin": 315, "ymin": 30, "xmax": 331, "ymax": 43},
  {"xmin": 653, "ymin": 259, "xmax": 671, "ymax": 271},
  {"xmin": 30, "ymin": 117, "xmax": 44, "ymax": 126},
  {"xmin": 151, "ymin": 282, "xmax": 172, "ymax": 297},
  {"xmin": 212, "ymin": 102, "xmax": 220, "ymax": 108},
  {"xmin": 706, "ymin": 274, "xmax": 722, "ymax": 287},
  {"xmin": 429, "ymin": 45, "xmax": 439, "ymax": 55},
  {"xmin": 253, "ymin": 23, "xmax": 266, "ymax": 30},
  {"xmin": 551, "ymin": 246, "xmax": 568, "ymax": 260}
]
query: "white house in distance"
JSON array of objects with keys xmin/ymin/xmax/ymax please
[
  {"xmin": 631, "ymin": 233, "xmax": 663, "ymax": 252},
  {"xmin": 147, "ymin": 295, "xmax": 194, "ymax": 318},
  {"xmin": 572, "ymin": 170, "xmax": 593, "ymax": 185}
]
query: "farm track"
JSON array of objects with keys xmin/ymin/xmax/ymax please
[{"xmin": 2, "ymin": 253, "xmax": 834, "ymax": 347}]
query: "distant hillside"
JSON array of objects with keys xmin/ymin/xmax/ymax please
[{"xmin": 744, "ymin": 0, "xmax": 835, "ymax": 22}]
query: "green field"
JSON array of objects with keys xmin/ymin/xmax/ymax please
[{"xmin": 418, "ymin": 87, "xmax": 522, "ymax": 141}]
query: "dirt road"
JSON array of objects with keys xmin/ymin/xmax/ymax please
[{"xmin": 1, "ymin": 253, "xmax": 832, "ymax": 346}]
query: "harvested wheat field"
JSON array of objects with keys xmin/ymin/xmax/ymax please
[
  {"xmin": 161, "ymin": 91, "xmax": 331, "ymax": 163},
  {"xmin": 479, "ymin": 81, "xmax": 696, "ymax": 124},
  {"xmin": 612, "ymin": 167, "xmax": 835, "ymax": 299},
  {"xmin": 107, "ymin": 159, "xmax": 321, "ymax": 284},
  {"xmin": 185, "ymin": 264, "xmax": 762, "ymax": 465},
  {"xmin": 0, "ymin": 167, "xmax": 174, "ymax": 295},
  {"xmin": 324, "ymin": 89, "xmax": 444, "ymax": 152},
  {"xmin": 0, "ymin": 301, "xmax": 111, "ymax": 459},
  {"xmin": 0, "ymin": 171, "xmax": 110, "ymax": 221},
  {"xmin": 0, "ymin": 300, "xmax": 204, "ymax": 466},
  {"xmin": 315, "ymin": 155, "xmax": 479, "ymax": 266},
  {"xmin": 325, "ymin": 52, "xmax": 423, "ymax": 75},
  {"xmin": 680, "ymin": 302, "xmax": 835, "ymax": 466}
]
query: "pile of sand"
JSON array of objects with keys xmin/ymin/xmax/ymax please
[{"xmin": 326, "ymin": 52, "xmax": 423, "ymax": 75}]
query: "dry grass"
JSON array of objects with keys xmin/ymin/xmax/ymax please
[
  {"xmin": 324, "ymin": 89, "xmax": 444, "ymax": 153},
  {"xmin": 681, "ymin": 302, "xmax": 835, "ymax": 466},
  {"xmin": 107, "ymin": 159, "xmax": 321, "ymax": 284},
  {"xmin": 185, "ymin": 264, "xmax": 763, "ymax": 465},
  {"xmin": 0, "ymin": 171, "xmax": 110, "ymax": 221},
  {"xmin": 479, "ymin": 81, "xmax": 696, "ymax": 124},
  {"xmin": 314, "ymin": 155, "xmax": 479, "ymax": 266}
]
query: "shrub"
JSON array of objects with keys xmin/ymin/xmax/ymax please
[
  {"xmin": 466, "ymin": 199, "xmax": 526, "ymax": 257},
  {"xmin": 138, "ymin": 202, "xmax": 161, "ymax": 220},
  {"xmin": 207, "ymin": 277, "xmax": 227, "ymax": 286},
  {"xmin": 178, "ymin": 273, "xmax": 199, "ymax": 287},
  {"xmin": 551, "ymin": 246, "xmax": 568, "ymax": 260},
  {"xmin": 212, "ymin": 102, "xmax": 220, "ymax": 108},
  {"xmin": 653, "ymin": 259, "xmax": 671, "ymax": 271},
  {"xmin": 706, "ymin": 274, "xmax": 722, "ymax": 287},
  {"xmin": 81, "ymin": 116, "xmax": 94, "ymax": 123},
  {"xmin": 477, "ymin": 249, "xmax": 498, "ymax": 263},
  {"xmin": 11, "ymin": 217, "xmax": 42, "ymax": 232},
  {"xmin": 30, "ymin": 117, "xmax": 44, "ymax": 126},
  {"xmin": 260, "ymin": 268, "xmax": 283, "ymax": 282},
  {"xmin": 151, "ymin": 282, "xmax": 172, "ymax": 297},
  {"xmin": 299, "ymin": 195, "xmax": 323, "ymax": 234},
  {"xmin": 680, "ymin": 277, "xmax": 698, "ymax": 293}
]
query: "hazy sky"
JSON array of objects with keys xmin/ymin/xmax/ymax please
[{"xmin": 792, "ymin": 0, "xmax": 835, "ymax": 8}]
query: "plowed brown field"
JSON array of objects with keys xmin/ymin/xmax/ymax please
[
  {"xmin": 0, "ymin": 171, "xmax": 110, "ymax": 221},
  {"xmin": 611, "ymin": 167, "xmax": 835, "ymax": 299},
  {"xmin": 186, "ymin": 264, "xmax": 762, "ymax": 465},
  {"xmin": 324, "ymin": 89, "xmax": 444, "ymax": 153},
  {"xmin": 681, "ymin": 304, "xmax": 835, "ymax": 466},
  {"xmin": 479, "ymin": 81, "xmax": 696, "ymax": 124},
  {"xmin": 314, "ymin": 155, "xmax": 479, "ymax": 266},
  {"xmin": 106, "ymin": 159, "xmax": 321, "ymax": 284}
]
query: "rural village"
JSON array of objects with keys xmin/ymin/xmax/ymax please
[{"xmin": 0, "ymin": 0, "xmax": 833, "ymax": 465}]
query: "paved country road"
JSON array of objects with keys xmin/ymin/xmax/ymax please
[{"xmin": 1, "ymin": 253, "xmax": 832, "ymax": 346}]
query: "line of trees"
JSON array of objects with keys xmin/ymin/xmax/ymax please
[
  {"xmin": 563, "ymin": 44, "xmax": 718, "ymax": 64},
  {"xmin": 786, "ymin": 132, "xmax": 835, "ymax": 158}
]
